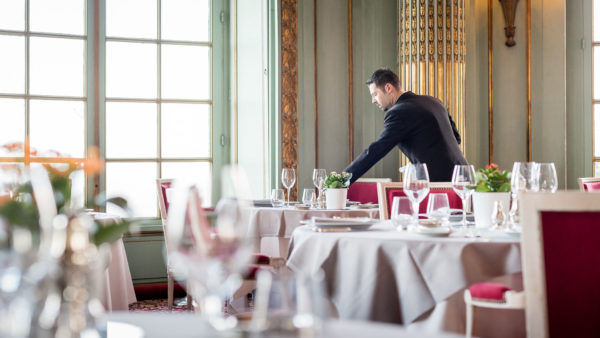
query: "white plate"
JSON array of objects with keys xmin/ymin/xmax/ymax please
[
  {"xmin": 504, "ymin": 230, "xmax": 521, "ymax": 238},
  {"xmin": 301, "ymin": 217, "xmax": 377, "ymax": 230},
  {"xmin": 413, "ymin": 226, "xmax": 452, "ymax": 237}
]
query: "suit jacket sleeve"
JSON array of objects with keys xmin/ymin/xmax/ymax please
[
  {"xmin": 448, "ymin": 113, "xmax": 461, "ymax": 144},
  {"xmin": 344, "ymin": 110, "xmax": 409, "ymax": 184}
]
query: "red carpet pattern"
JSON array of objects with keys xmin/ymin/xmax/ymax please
[{"xmin": 128, "ymin": 299, "xmax": 189, "ymax": 313}]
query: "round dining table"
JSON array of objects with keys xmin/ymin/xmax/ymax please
[
  {"xmin": 247, "ymin": 206, "xmax": 379, "ymax": 258},
  {"xmin": 286, "ymin": 222, "xmax": 524, "ymax": 337}
]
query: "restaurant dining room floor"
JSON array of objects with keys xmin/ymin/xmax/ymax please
[{"xmin": 128, "ymin": 298, "xmax": 189, "ymax": 313}]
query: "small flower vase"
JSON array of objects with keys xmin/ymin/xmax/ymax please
[
  {"xmin": 325, "ymin": 188, "xmax": 348, "ymax": 210},
  {"xmin": 472, "ymin": 192, "xmax": 511, "ymax": 228}
]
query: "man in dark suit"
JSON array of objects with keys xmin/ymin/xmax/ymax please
[{"xmin": 344, "ymin": 68, "xmax": 467, "ymax": 183}]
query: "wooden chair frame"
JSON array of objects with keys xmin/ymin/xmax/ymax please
[
  {"xmin": 577, "ymin": 177, "xmax": 600, "ymax": 191},
  {"xmin": 520, "ymin": 191, "xmax": 600, "ymax": 337}
]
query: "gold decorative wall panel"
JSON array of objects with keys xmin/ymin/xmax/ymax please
[
  {"xmin": 398, "ymin": 0, "xmax": 466, "ymax": 165},
  {"xmin": 281, "ymin": 0, "xmax": 299, "ymax": 200}
]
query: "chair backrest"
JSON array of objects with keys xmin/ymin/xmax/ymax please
[
  {"xmin": 347, "ymin": 178, "xmax": 392, "ymax": 204},
  {"xmin": 376, "ymin": 182, "xmax": 462, "ymax": 220},
  {"xmin": 577, "ymin": 177, "xmax": 600, "ymax": 191},
  {"xmin": 520, "ymin": 192, "xmax": 600, "ymax": 337},
  {"xmin": 156, "ymin": 178, "xmax": 174, "ymax": 224}
]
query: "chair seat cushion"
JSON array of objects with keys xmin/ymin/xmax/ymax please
[
  {"xmin": 251, "ymin": 253, "xmax": 270, "ymax": 265},
  {"xmin": 469, "ymin": 282, "xmax": 511, "ymax": 301},
  {"xmin": 584, "ymin": 182, "xmax": 600, "ymax": 192}
]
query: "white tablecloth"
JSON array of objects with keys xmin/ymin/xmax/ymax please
[
  {"xmin": 91, "ymin": 212, "xmax": 137, "ymax": 311},
  {"xmin": 287, "ymin": 222, "xmax": 523, "ymax": 336},
  {"xmin": 105, "ymin": 312, "xmax": 462, "ymax": 338},
  {"xmin": 247, "ymin": 207, "xmax": 379, "ymax": 258}
]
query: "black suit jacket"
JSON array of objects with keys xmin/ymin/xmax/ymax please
[{"xmin": 345, "ymin": 91, "xmax": 467, "ymax": 183}]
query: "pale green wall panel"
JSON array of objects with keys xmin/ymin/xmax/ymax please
[
  {"xmin": 351, "ymin": 0, "xmax": 398, "ymax": 180},
  {"xmin": 316, "ymin": 0, "xmax": 349, "ymax": 173}
]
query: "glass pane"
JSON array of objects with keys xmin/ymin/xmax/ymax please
[
  {"xmin": 0, "ymin": 99, "xmax": 25, "ymax": 153},
  {"xmin": 595, "ymin": 162, "xmax": 600, "ymax": 178},
  {"xmin": 30, "ymin": 37, "xmax": 84, "ymax": 97},
  {"xmin": 161, "ymin": 45, "xmax": 210, "ymax": 100},
  {"xmin": 30, "ymin": 100, "xmax": 84, "ymax": 157},
  {"xmin": 106, "ymin": 41, "xmax": 157, "ymax": 99},
  {"xmin": 30, "ymin": 0, "xmax": 84, "ymax": 35},
  {"xmin": 106, "ymin": 162, "xmax": 157, "ymax": 218},
  {"xmin": 106, "ymin": 0, "xmax": 157, "ymax": 39},
  {"xmin": 106, "ymin": 102, "xmax": 157, "ymax": 158},
  {"xmin": 595, "ymin": 47, "xmax": 600, "ymax": 100},
  {"xmin": 161, "ymin": 103, "xmax": 210, "ymax": 158},
  {"xmin": 596, "ymin": 104, "xmax": 600, "ymax": 157},
  {"xmin": 0, "ymin": 36, "xmax": 25, "ymax": 94},
  {"xmin": 0, "ymin": 0, "xmax": 24, "ymax": 31},
  {"xmin": 162, "ymin": 162, "xmax": 212, "ymax": 206},
  {"xmin": 161, "ymin": 0, "xmax": 210, "ymax": 42},
  {"xmin": 595, "ymin": 0, "xmax": 600, "ymax": 42}
]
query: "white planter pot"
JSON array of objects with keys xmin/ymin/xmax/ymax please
[
  {"xmin": 472, "ymin": 192, "xmax": 511, "ymax": 228},
  {"xmin": 325, "ymin": 188, "xmax": 348, "ymax": 210}
]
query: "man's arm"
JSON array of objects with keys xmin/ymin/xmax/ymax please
[
  {"xmin": 448, "ymin": 113, "xmax": 461, "ymax": 144},
  {"xmin": 344, "ymin": 113, "xmax": 406, "ymax": 184}
]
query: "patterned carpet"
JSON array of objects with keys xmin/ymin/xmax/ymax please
[{"xmin": 128, "ymin": 298, "xmax": 189, "ymax": 313}]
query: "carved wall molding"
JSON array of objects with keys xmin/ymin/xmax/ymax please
[{"xmin": 281, "ymin": 0, "xmax": 299, "ymax": 200}]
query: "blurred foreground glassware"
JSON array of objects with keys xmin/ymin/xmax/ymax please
[
  {"xmin": 390, "ymin": 196, "xmax": 414, "ymax": 231},
  {"xmin": 248, "ymin": 269, "xmax": 330, "ymax": 336},
  {"xmin": 403, "ymin": 163, "xmax": 430, "ymax": 225},
  {"xmin": 451, "ymin": 165, "xmax": 476, "ymax": 230},
  {"xmin": 167, "ymin": 166, "xmax": 253, "ymax": 331},
  {"xmin": 537, "ymin": 163, "xmax": 558, "ymax": 193}
]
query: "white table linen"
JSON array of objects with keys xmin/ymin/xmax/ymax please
[
  {"xmin": 286, "ymin": 222, "xmax": 522, "ymax": 335},
  {"xmin": 247, "ymin": 207, "xmax": 378, "ymax": 258},
  {"xmin": 105, "ymin": 312, "xmax": 463, "ymax": 338}
]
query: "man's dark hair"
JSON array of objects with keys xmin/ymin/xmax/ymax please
[{"xmin": 365, "ymin": 68, "xmax": 400, "ymax": 90}]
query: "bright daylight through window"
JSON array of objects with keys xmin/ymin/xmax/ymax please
[{"xmin": 0, "ymin": 0, "xmax": 217, "ymax": 219}]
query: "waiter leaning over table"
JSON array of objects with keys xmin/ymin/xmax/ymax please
[{"xmin": 344, "ymin": 68, "xmax": 468, "ymax": 183}]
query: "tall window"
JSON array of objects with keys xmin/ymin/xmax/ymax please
[
  {"xmin": 105, "ymin": 0, "xmax": 213, "ymax": 217},
  {"xmin": 0, "ymin": 0, "xmax": 86, "ymax": 202},
  {"xmin": 0, "ymin": 0, "xmax": 224, "ymax": 219}
]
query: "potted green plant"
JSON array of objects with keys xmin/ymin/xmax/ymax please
[
  {"xmin": 472, "ymin": 163, "xmax": 511, "ymax": 228},
  {"xmin": 324, "ymin": 171, "xmax": 351, "ymax": 209}
]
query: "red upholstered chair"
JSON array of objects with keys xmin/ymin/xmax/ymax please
[
  {"xmin": 376, "ymin": 182, "xmax": 463, "ymax": 220},
  {"xmin": 465, "ymin": 192, "xmax": 600, "ymax": 337},
  {"xmin": 347, "ymin": 178, "xmax": 391, "ymax": 204},
  {"xmin": 578, "ymin": 177, "xmax": 600, "ymax": 191}
]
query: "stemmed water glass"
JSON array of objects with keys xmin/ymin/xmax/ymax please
[
  {"xmin": 282, "ymin": 168, "xmax": 296, "ymax": 207},
  {"xmin": 403, "ymin": 163, "xmax": 430, "ymax": 225},
  {"xmin": 451, "ymin": 165, "xmax": 477, "ymax": 234},
  {"xmin": 509, "ymin": 162, "xmax": 538, "ymax": 228},
  {"xmin": 312, "ymin": 169, "xmax": 327, "ymax": 208}
]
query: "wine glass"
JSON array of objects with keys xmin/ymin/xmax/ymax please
[
  {"xmin": 509, "ymin": 162, "xmax": 538, "ymax": 228},
  {"xmin": 451, "ymin": 165, "xmax": 476, "ymax": 234},
  {"xmin": 282, "ymin": 168, "xmax": 296, "ymax": 207},
  {"xmin": 312, "ymin": 169, "xmax": 327, "ymax": 209},
  {"xmin": 390, "ymin": 196, "xmax": 414, "ymax": 231},
  {"xmin": 537, "ymin": 163, "xmax": 558, "ymax": 193},
  {"xmin": 403, "ymin": 163, "xmax": 430, "ymax": 225}
]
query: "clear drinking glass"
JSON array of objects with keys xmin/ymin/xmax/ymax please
[
  {"xmin": 312, "ymin": 169, "xmax": 327, "ymax": 209},
  {"xmin": 451, "ymin": 165, "xmax": 477, "ymax": 233},
  {"xmin": 537, "ymin": 163, "xmax": 558, "ymax": 193},
  {"xmin": 426, "ymin": 193, "xmax": 450, "ymax": 224},
  {"xmin": 403, "ymin": 163, "xmax": 430, "ymax": 225},
  {"xmin": 509, "ymin": 162, "xmax": 539, "ymax": 228},
  {"xmin": 302, "ymin": 188, "xmax": 315, "ymax": 206},
  {"xmin": 281, "ymin": 168, "xmax": 296, "ymax": 207},
  {"xmin": 390, "ymin": 196, "xmax": 414, "ymax": 230},
  {"xmin": 271, "ymin": 189, "xmax": 285, "ymax": 208}
]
